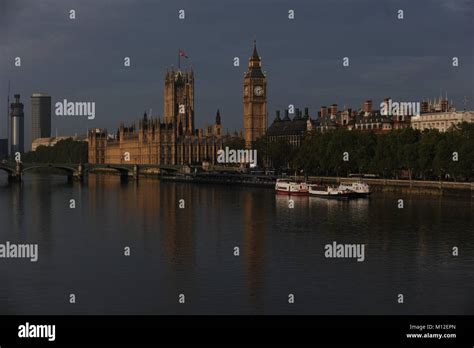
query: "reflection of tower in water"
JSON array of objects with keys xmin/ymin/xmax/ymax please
[
  {"xmin": 30, "ymin": 178, "xmax": 53, "ymax": 248},
  {"xmin": 9, "ymin": 183, "xmax": 25, "ymax": 234},
  {"xmin": 87, "ymin": 176, "xmax": 195, "ymax": 268},
  {"xmin": 161, "ymin": 183, "xmax": 194, "ymax": 268},
  {"xmin": 242, "ymin": 191, "xmax": 267, "ymax": 307}
]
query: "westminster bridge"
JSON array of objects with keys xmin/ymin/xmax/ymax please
[{"xmin": 0, "ymin": 162, "xmax": 185, "ymax": 183}]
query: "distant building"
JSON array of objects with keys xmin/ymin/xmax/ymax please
[
  {"xmin": 344, "ymin": 100, "xmax": 397, "ymax": 132},
  {"xmin": 411, "ymin": 111, "xmax": 474, "ymax": 132},
  {"xmin": 31, "ymin": 93, "xmax": 52, "ymax": 146},
  {"xmin": 267, "ymin": 108, "xmax": 311, "ymax": 147},
  {"xmin": 267, "ymin": 100, "xmax": 397, "ymax": 146},
  {"xmin": 88, "ymin": 56, "xmax": 241, "ymax": 165},
  {"xmin": 10, "ymin": 94, "xmax": 25, "ymax": 154},
  {"xmin": 420, "ymin": 97, "xmax": 455, "ymax": 114},
  {"xmin": 0, "ymin": 139, "xmax": 7, "ymax": 159},
  {"xmin": 410, "ymin": 97, "xmax": 473, "ymax": 131},
  {"xmin": 267, "ymin": 96, "xmax": 459, "ymax": 146},
  {"xmin": 313, "ymin": 105, "xmax": 340, "ymax": 132},
  {"xmin": 31, "ymin": 135, "xmax": 87, "ymax": 151}
]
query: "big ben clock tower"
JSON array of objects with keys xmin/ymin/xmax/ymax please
[{"xmin": 243, "ymin": 40, "xmax": 267, "ymax": 148}]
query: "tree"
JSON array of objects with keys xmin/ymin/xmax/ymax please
[
  {"xmin": 418, "ymin": 129, "xmax": 441, "ymax": 179},
  {"xmin": 223, "ymin": 137, "xmax": 245, "ymax": 150},
  {"xmin": 264, "ymin": 125, "xmax": 472, "ymax": 181},
  {"xmin": 22, "ymin": 139, "xmax": 88, "ymax": 164}
]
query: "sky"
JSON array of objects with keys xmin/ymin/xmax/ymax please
[{"xmin": 0, "ymin": 0, "xmax": 473, "ymax": 147}]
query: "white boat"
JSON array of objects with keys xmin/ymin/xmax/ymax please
[
  {"xmin": 275, "ymin": 179, "xmax": 309, "ymax": 195},
  {"xmin": 338, "ymin": 181, "xmax": 371, "ymax": 197},
  {"xmin": 308, "ymin": 184, "xmax": 355, "ymax": 199}
]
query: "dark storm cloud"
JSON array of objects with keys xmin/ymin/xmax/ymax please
[{"xmin": 0, "ymin": 0, "xmax": 473, "ymax": 145}]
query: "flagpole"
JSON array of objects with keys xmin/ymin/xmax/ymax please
[{"xmin": 178, "ymin": 48, "xmax": 180, "ymax": 70}]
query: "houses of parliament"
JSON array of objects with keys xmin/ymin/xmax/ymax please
[{"xmin": 88, "ymin": 42, "xmax": 267, "ymax": 165}]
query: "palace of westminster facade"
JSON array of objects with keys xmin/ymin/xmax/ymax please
[
  {"xmin": 88, "ymin": 41, "xmax": 472, "ymax": 165},
  {"xmin": 88, "ymin": 42, "xmax": 267, "ymax": 165}
]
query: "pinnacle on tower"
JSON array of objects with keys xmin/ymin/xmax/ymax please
[
  {"xmin": 246, "ymin": 40, "xmax": 265, "ymax": 78},
  {"xmin": 251, "ymin": 40, "xmax": 260, "ymax": 61}
]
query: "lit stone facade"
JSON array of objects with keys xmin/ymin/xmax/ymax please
[
  {"xmin": 88, "ymin": 67, "xmax": 226, "ymax": 165},
  {"xmin": 243, "ymin": 41, "xmax": 267, "ymax": 148},
  {"xmin": 411, "ymin": 111, "xmax": 474, "ymax": 132}
]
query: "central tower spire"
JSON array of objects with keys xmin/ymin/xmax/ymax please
[
  {"xmin": 164, "ymin": 67, "xmax": 195, "ymax": 134},
  {"xmin": 251, "ymin": 40, "xmax": 260, "ymax": 61}
]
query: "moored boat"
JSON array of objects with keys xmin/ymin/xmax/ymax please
[
  {"xmin": 308, "ymin": 184, "xmax": 355, "ymax": 199},
  {"xmin": 275, "ymin": 179, "xmax": 309, "ymax": 195},
  {"xmin": 338, "ymin": 181, "xmax": 371, "ymax": 197}
]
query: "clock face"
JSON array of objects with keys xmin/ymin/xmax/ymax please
[
  {"xmin": 254, "ymin": 86, "xmax": 264, "ymax": 96},
  {"xmin": 244, "ymin": 86, "xmax": 249, "ymax": 96}
]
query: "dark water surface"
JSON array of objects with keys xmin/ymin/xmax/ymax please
[{"xmin": 0, "ymin": 173, "xmax": 473, "ymax": 315}]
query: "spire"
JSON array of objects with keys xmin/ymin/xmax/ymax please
[
  {"xmin": 294, "ymin": 108, "xmax": 301, "ymax": 120},
  {"xmin": 246, "ymin": 39, "xmax": 264, "ymax": 77},
  {"xmin": 251, "ymin": 40, "xmax": 260, "ymax": 61},
  {"xmin": 275, "ymin": 110, "xmax": 281, "ymax": 121},
  {"xmin": 215, "ymin": 109, "xmax": 221, "ymax": 125}
]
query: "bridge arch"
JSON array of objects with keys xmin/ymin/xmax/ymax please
[
  {"xmin": 86, "ymin": 165, "xmax": 138, "ymax": 182},
  {"xmin": 22, "ymin": 164, "xmax": 78, "ymax": 176},
  {"xmin": 85, "ymin": 164, "xmax": 132, "ymax": 175}
]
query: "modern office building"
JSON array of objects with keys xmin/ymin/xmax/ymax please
[
  {"xmin": 10, "ymin": 94, "xmax": 25, "ymax": 155},
  {"xmin": 31, "ymin": 93, "xmax": 52, "ymax": 146}
]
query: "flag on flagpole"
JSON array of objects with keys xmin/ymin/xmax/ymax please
[{"xmin": 179, "ymin": 49, "xmax": 188, "ymax": 58}]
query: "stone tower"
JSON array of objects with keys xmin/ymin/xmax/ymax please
[
  {"xmin": 243, "ymin": 41, "xmax": 267, "ymax": 148},
  {"xmin": 214, "ymin": 109, "xmax": 222, "ymax": 137},
  {"xmin": 88, "ymin": 128, "xmax": 107, "ymax": 164},
  {"xmin": 164, "ymin": 68, "xmax": 195, "ymax": 135}
]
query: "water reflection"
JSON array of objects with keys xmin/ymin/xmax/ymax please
[
  {"xmin": 0, "ymin": 173, "xmax": 472, "ymax": 315},
  {"xmin": 242, "ymin": 190, "xmax": 267, "ymax": 308}
]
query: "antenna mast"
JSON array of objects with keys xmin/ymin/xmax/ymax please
[{"xmin": 7, "ymin": 80, "xmax": 10, "ymax": 156}]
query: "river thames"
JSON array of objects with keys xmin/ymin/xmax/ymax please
[{"xmin": 0, "ymin": 173, "xmax": 473, "ymax": 315}]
